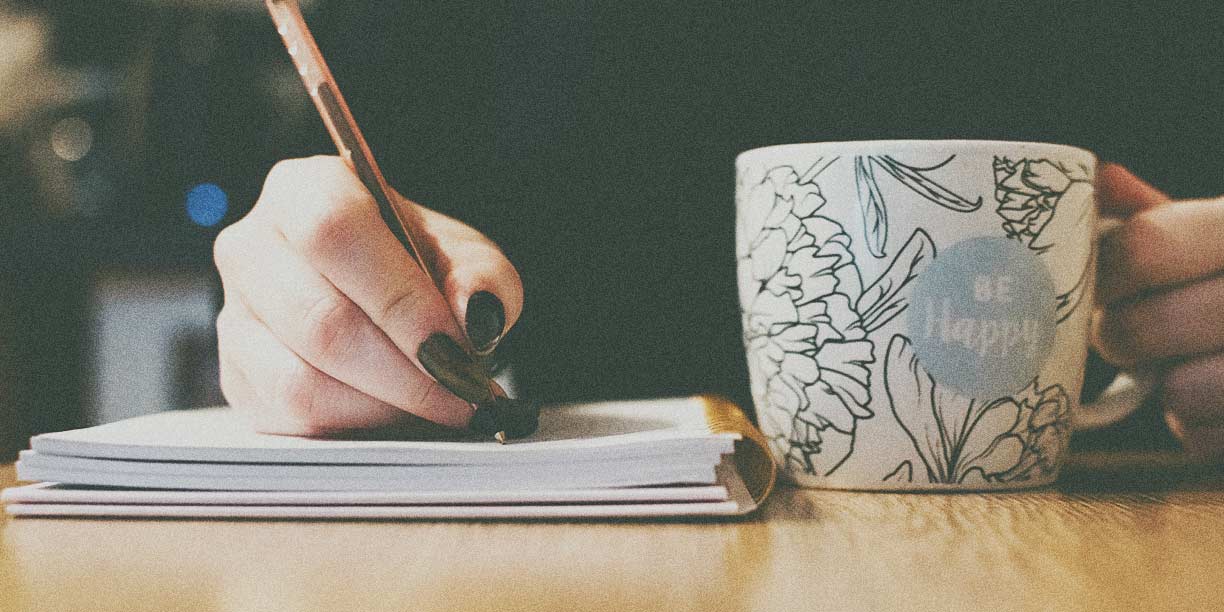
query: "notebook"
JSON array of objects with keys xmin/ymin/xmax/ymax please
[{"xmin": 3, "ymin": 396, "xmax": 776, "ymax": 519}]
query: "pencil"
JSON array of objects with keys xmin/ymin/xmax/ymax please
[{"xmin": 264, "ymin": 0, "xmax": 533, "ymax": 443}]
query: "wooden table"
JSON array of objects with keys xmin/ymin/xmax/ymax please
[{"xmin": 2, "ymin": 455, "xmax": 1222, "ymax": 612}]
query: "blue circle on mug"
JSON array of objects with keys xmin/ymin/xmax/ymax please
[{"xmin": 906, "ymin": 237, "xmax": 1056, "ymax": 399}]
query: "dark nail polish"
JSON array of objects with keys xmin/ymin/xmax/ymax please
[
  {"xmin": 468, "ymin": 403, "xmax": 502, "ymax": 437},
  {"xmin": 468, "ymin": 397, "xmax": 541, "ymax": 439},
  {"xmin": 499, "ymin": 398, "xmax": 541, "ymax": 438},
  {"xmin": 417, "ymin": 333, "xmax": 494, "ymax": 404},
  {"xmin": 465, "ymin": 291, "xmax": 505, "ymax": 353}
]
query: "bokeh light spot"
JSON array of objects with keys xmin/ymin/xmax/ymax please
[
  {"xmin": 185, "ymin": 183, "xmax": 228, "ymax": 227},
  {"xmin": 50, "ymin": 117, "xmax": 93, "ymax": 162}
]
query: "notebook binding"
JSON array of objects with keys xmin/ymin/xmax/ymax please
[{"xmin": 698, "ymin": 395, "xmax": 778, "ymax": 506}]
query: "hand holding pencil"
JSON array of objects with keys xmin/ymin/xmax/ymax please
[{"xmin": 212, "ymin": 1, "xmax": 536, "ymax": 440}]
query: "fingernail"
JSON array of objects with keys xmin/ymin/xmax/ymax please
[
  {"xmin": 417, "ymin": 333, "xmax": 494, "ymax": 404},
  {"xmin": 468, "ymin": 397, "xmax": 541, "ymax": 439},
  {"xmin": 499, "ymin": 398, "xmax": 541, "ymax": 438},
  {"xmin": 465, "ymin": 291, "xmax": 506, "ymax": 353}
]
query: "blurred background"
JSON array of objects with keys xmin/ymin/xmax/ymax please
[
  {"xmin": 0, "ymin": 1, "xmax": 1221, "ymax": 460},
  {"xmin": 0, "ymin": 0, "xmax": 324, "ymax": 457}
]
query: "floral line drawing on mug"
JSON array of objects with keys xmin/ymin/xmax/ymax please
[
  {"xmin": 854, "ymin": 154, "xmax": 983, "ymax": 258},
  {"xmin": 992, "ymin": 157, "xmax": 1096, "ymax": 325},
  {"xmin": 738, "ymin": 161, "xmax": 935, "ymax": 477},
  {"xmin": 1054, "ymin": 251, "xmax": 1095, "ymax": 325},
  {"xmin": 882, "ymin": 334, "xmax": 1071, "ymax": 485},
  {"xmin": 738, "ymin": 141, "xmax": 1118, "ymax": 490}
]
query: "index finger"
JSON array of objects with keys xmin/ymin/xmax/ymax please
[{"xmin": 1097, "ymin": 197, "xmax": 1224, "ymax": 305}]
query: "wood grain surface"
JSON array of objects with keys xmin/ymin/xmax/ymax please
[{"xmin": 2, "ymin": 455, "xmax": 1222, "ymax": 612}]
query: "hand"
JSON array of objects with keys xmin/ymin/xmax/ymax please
[
  {"xmin": 213, "ymin": 156, "xmax": 523, "ymax": 435},
  {"xmin": 1092, "ymin": 164, "xmax": 1224, "ymax": 461}
]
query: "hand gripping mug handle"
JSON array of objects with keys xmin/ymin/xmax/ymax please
[
  {"xmin": 1071, "ymin": 217, "xmax": 1153, "ymax": 431},
  {"xmin": 1073, "ymin": 369, "xmax": 1154, "ymax": 430}
]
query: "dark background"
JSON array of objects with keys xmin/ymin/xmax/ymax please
[{"xmin": 1, "ymin": 1, "xmax": 1221, "ymax": 458}]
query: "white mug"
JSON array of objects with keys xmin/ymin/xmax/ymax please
[{"xmin": 736, "ymin": 140, "xmax": 1146, "ymax": 490}]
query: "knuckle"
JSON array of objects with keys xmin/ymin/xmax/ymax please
[
  {"xmin": 262, "ymin": 157, "xmax": 376, "ymax": 261},
  {"xmin": 261, "ymin": 158, "xmax": 308, "ymax": 201},
  {"xmin": 263, "ymin": 155, "xmax": 362, "ymax": 212},
  {"xmin": 376, "ymin": 288, "xmax": 426, "ymax": 326},
  {"xmin": 212, "ymin": 222, "xmax": 246, "ymax": 272},
  {"xmin": 300, "ymin": 294, "xmax": 365, "ymax": 359},
  {"xmin": 264, "ymin": 157, "xmax": 327, "ymax": 192},
  {"xmin": 299, "ymin": 202, "xmax": 366, "ymax": 259}
]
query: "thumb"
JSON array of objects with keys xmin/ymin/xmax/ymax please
[{"xmin": 1098, "ymin": 163, "xmax": 1169, "ymax": 217}]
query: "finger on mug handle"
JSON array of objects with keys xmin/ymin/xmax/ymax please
[{"xmin": 1097, "ymin": 163, "xmax": 1169, "ymax": 217}]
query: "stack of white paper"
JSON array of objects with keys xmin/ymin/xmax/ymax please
[{"xmin": 3, "ymin": 397, "xmax": 768, "ymax": 519}]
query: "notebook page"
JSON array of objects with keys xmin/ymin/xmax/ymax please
[
  {"xmin": 3, "ymin": 460, "xmax": 760, "ymax": 518},
  {"xmin": 32, "ymin": 398, "xmax": 736, "ymax": 465},
  {"xmin": 17, "ymin": 449, "xmax": 723, "ymax": 489},
  {"xmin": 0, "ymin": 482, "xmax": 731, "ymax": 505},
  {"xmin": 13, "ymin": 463, "xmax": 718, "ymax": 492}
]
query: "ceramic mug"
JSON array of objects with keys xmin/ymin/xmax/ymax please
[{"xmin": 736, "ymin": 140, "xmax": 1147, "ymax": 490}]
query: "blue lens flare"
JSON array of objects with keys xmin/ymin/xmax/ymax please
[{"xmin": 185, "ymin": 183, "xmax": 228, "ymax": 227}]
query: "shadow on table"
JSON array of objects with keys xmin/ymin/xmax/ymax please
[{"xmin": 1057, "ymin": 451, "xmax": 1224, "ymax": 493}]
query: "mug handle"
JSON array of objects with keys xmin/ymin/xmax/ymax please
[
  {"xmin": 1072, "ymin": 217, "xmax": 1153, "ymax": 430},
  {"xmin": 1073, "ymin": 369, "xmax": 1153, "ymax": 430}
]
